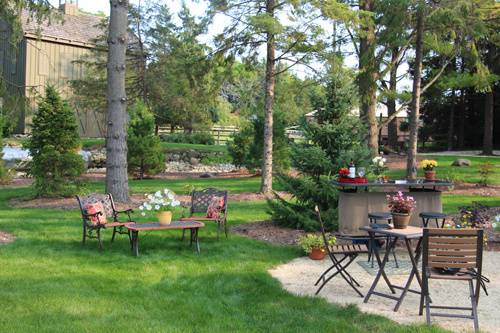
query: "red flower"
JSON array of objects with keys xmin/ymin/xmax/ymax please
[{"xmin": 338, "ymin": 167, "xmax": 349, "ymax": 176}]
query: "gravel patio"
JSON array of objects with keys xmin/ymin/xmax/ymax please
[{"xmin": 270, "ymin": 250, "xmax": 500, "ymax": 333}]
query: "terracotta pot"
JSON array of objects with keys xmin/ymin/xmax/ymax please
[
  {"xmin": 424, "ymin": 170, "xmax": 436, "ymax": 181},
  {"xmin": 392, "ymin": 213, "xmax": 411, "ymax": 229},
  {"xmin": 308, "ymin": 248, "xmax": 326, "ymax": 260},
  {"xmin": 157, "ymin": 211, "xmax": 172, "ymax": 225}
]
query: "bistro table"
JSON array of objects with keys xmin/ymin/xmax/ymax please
[
  {"xmin": 126, "ymin": 221, "xmax": 205, "ymax": 256},
  {"xmin": 360, "ymin": 225, "xmax": 424, "ymax": 312}
]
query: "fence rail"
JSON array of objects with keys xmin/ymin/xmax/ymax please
[{"xmin": 158, "ymin": 125, "xmax": 305, "ymax": 145}]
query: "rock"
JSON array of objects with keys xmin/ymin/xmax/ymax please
[
  {"xmin": 189, "ymin": 157, "xmax": 199, "ymax": 166},
  {"xmin": 200, "ymin": 173, "xmax": 212, "ymax": 178},
  {"xmin": 451, "ymin": 159, "xmax": 472, "ymax": 167}
]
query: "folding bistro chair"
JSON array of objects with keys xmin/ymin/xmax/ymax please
[
  {"xmin": 314, "ymin": 206, "xmax": 369, "ymax": 297},
  {"xmin": 76, "ymin": 193, "xmax": 133, "ymax": 250},
  {"xmin": 420, "ymin": 228, "xmax": 484, "ymax": 332}
]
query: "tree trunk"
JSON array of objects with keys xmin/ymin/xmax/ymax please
[
  {"xmin": 387, "ymin": 48, "xmax": 399, "ymax": 150},
  {"xmin": 105, "ymin": 0, "xmax": 130, "ymax": 202},
  {"xmin": 482, "ymin": 90, "xmax": 494, "ymax": 155},
  {"xmin": 457, "ymin": 89, "xmax": 465, "ymax": 149},
  {"xmin": 447, "ymin": 89, "xmax": 455, "ymax": 151},
  {"xmin": 359, "ymin": 0, "xmax": 378, "ymax": 156},
  {"xmin": 482, "ymin": 46, "xmax": 494, "ymax": 155},
  {"xmin": 406, "ymin": 1, "xmax": 424, "ymax": 180},
  {"xmin": 260, "ymin": 0, "xmax": 276, "ymax": 194}
]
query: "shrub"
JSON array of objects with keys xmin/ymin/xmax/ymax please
[
  {"xmin": 478, "ymin": 162, "xmax": 494, "ymax": 186},
  {"xmin": 0, "ymin": 121, "xmax": 12, "ymax": 184},
  {"xmin": 227, "ymin": 112, "xmax": 290, "ymax": 172},
  {"xmin": 25, "ymin": 85, "xmax": 85, "ymax": 197},
  {"xmin": 127, "ymin": 100, "xmax": 165, "ymax": 179},
  {"xmin": 161, "ymin": 132, "xmax": 215, "ymax": 145}
]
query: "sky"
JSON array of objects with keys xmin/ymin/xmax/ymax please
[{"xmin": 50, "ymin": 1, "xmax": 410, "ymax": 93}]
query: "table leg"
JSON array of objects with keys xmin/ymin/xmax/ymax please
[
  {"xmin": 364, "ymin": 233, "xmax": 396, "ymax": 303},
  {"xmin": 131, "ymin": 230, "xmax": 139, "ymax": 256},
  {"xmin": 194, "ymin": 228, "xmax": 200, "ymax": 254},
  {"xmin": 189, "ymin": 228, "xmax": 194, "ymax": 246},
  {"xmin": 393, "ymin": 237, "xmax": 423, "ymax": 311}
]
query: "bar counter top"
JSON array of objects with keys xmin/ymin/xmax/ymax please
[{"xmin": 333, "ymin": 179, "xmax": 453, "ymax": 191}]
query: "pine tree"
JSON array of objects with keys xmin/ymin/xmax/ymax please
[
  {"xmin": 268, "ymin": 61, "xmax": 370, "ymax": 231},
  {"xmin": 25, "ymin": 85, "xmax": 84, "ymax": 196},
  {"xmin": 127, "ymin": 100, "xmax": 165, "ymax": 179}
]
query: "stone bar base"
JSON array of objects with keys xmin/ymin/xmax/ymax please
[{"xmin": 338, "ymin": 190, "xmax": 442, "ymax": 235}]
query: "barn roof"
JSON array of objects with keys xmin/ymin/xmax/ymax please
[{"xmin": 20, "ymin": 10, "xmax": 104, "ymax": 47}]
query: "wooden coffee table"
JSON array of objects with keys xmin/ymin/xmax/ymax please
[{"xmin": 126, "ymin": 221, "xmax": 205, "ymax": 256}]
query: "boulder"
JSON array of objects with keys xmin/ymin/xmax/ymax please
[
  {"xmin": 189, "ymin": 157, "xmax": 200, "ymax": 166},
  {"xmin": 451, "ymin": 159, "xmax": 472, "ymax": 167}
]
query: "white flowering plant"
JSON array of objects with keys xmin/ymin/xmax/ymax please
[
  {"xmin": 494, "ymin": 215, "xmax": 500, "ymax": 232},
  {"xmin": 371, "ymin": 156, "xmax": 388, "ymax": 176},
  {"xmin": 139, "ymin": 188, "xmax": 181, "ymax": 216}
]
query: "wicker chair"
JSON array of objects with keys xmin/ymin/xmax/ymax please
[
  {"xmin": 420, "ymin": 228, "xmax": 485, "ymax": 332},
  {"xmin": 76, "ymin": 193, "xmax": 134, "ymax": 250},
  {"xmin": 180, "ymin": 188, "xmax": 228, "ymax": 239}
]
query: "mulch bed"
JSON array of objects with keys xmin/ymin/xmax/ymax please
[
  {"xmin": 232, "ymin": 220, "xmax": 306, "ymax": 246},
  {"xmin": 0, "ymin": 231, "xmax": 15, "ymax": 244},
  {"xmin": 9, "ymin": 192, "xmax": 291, "ymax": 210}
]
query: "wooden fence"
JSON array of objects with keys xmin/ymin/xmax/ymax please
[{"xmin": 158, "ymin": 125, "xmax": 305, "ymax": 145}]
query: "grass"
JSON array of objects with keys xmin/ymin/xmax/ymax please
[
  {"xmin": 386, "ymin": 154, "xmax": 500, "ymax": 185},
  {"xmin": 0, "ymin": 183, "xmax": 449, "ymax": 333},
  {"xmin": 85, "ymin": 176, "xmax": 278, "ymax": 195}
]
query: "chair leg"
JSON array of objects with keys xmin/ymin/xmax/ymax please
[
  {"xmin": 223, "ymin": 219, "xmax": 228, "ymax": 239},
  {"xmin": 111, "ymin": 227, "xmax": 117, "ymax": 243},
  {"xmin": 314, "ymin": 255, "xmax": 349, "ymax": 286},
  {"xmin": 97, "ymin": 228, "xmax": 103, "ymax": 251},
  {"xmin": 216, "ymin": 221, "xmax": 221, "ymax": 241},
  {"xmin": 469, "ymin": 280, "xmax": 479, "ymax": 332},
  {"xmin": 82, "ymin": 224, "xmax": 86, "ymax": 245}
]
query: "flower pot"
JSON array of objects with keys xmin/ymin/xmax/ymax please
[
  {"xmin": 157, "ymin": 211, "xmax": 172, "ymax": 225},
  {"xmin": 308, "ymin": 247, "xmax": 326, "ymax": 260},
  {"xmin": 392, "ymin": 213, "xmax": 411, "ymax": 229},
  {"xmin": 424, "ymin": 170, "xmax": 436, "ymax": 181}
]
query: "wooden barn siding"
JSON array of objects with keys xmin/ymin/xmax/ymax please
[
  {"xmin": 0, "ymin": 31, "xmax": 27, "ymax": 132},
  {"xmin": 23, "ymin": 38, "xmax": 105, "ymax": 137}
]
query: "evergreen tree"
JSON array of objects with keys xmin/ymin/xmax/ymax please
[
  {"xmin": 25, "ymin": 85, "xmax": 84, "ymax": 197},
  {"xmin": 268, "ymin": 61, "xmax": 370, "ymax": 231},
  {"xmin": 0, "ymin": 116, "xmax": 11, "ymax": 183},
  {"xmin": 127, "ymin": 100, "xmax": 165, "ymax": 179}
]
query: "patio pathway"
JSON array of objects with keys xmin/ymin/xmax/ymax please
[{"xmin": 269, "ymin": 250, "xmax": 500, "ymax": 333}]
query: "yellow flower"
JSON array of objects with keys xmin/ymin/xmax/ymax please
[{"xmin": 420, "ymin": 159, "xmax": 438, "ymax": 170}]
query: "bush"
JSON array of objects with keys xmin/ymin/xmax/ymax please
[
  {"xmin": 227, "ymin": 112, "xmax": 290, "ymax": 172},
  {"xmin": 160, "ymin": 132, "xmax": 215, "ymax": 145},
  {"xmin": 25, "ymin": 85, "xmax": 85, "ymax": 197},
  {"xmin": 478, "ymin": 162, "xmax": 494, "ymax": 186},
  {"xmin": 127, "ymin": 100, "xmax": 165, "ymax": 179},
  {"xmin": 0, "ymin": 120, "xmax": 12, "ymax": 184}
]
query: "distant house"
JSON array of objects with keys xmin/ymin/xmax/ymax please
[
  {"xmin": 304, "ymin": 104, "xmax": 410, "ymax": 145},
  {"xmin": 0, "ymin": 1, "xmax": 105, "ymax": 137}
]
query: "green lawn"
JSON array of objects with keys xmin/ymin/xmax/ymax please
[
  {"xmin": 386, "ymin": 154, "xmax": 500, "ymax": 185},
  {"xmin": 0, "ymin": 184, "xmax": 449, "ymax": 333}
]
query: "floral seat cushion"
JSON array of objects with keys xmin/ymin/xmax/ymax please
[
  {"xmin": 206, "ymin": 196, "xmax": 224, "ymax": 219},
  {"xmin": 84, "ymin": 202, "xmax": 107, "ymax": 225}
]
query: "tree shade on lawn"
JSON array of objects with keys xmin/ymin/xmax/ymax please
[{"xmin": 0, "ymin": 186, "xmax": 449, "ymax": 333}]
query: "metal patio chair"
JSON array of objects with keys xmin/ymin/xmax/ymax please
[
  {"xmin": 76, "ymin": 193, "xmax": 134, "ymax": 250},
  {"xmin": 420, "ymin": 228, "xmax": 485, "ymax": 332},
  {"xmin": 314, "ymin": 206, "xmax": 369, "ymax": 297},
  {"xmin": 180, "ymin": 188, "xmax": 228, "ymax": 239}
]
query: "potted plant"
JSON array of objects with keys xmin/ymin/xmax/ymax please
[
  {"xmin": 386, "ymin": 191, "xmax": 416, "ymax": 229},
  {"xmin": 371, "ymin": 156, "xmax": 388, "ymax": 183},
  {"xmin": 420, "ymin": 159, "xmax": 438, "ymax": 181},
  {"xmin": 298, "ymin": 234, "xmax": 336, "ymax": 260},
  {"xmin": 139, "ymin": 188, "xmax": 181, "ymax": 225}
]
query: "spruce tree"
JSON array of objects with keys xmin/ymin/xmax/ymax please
[
  {"xmin": 269, "ymin": 62, "xmax": 370, "ymax": 231},
  {"xmin": 26, "ymin": 85, "xmax": 84, "ymax": 197},
  {"xmin": 127, "ymin": 100, "xmax": 165, "ymax": 179}
]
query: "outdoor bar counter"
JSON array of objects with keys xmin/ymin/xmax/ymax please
[{"xmin": 333, "ymin": 180, "xmax": 453, "ymax": 234}]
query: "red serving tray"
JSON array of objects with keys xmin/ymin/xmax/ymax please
[{"xmin": 337, "ymin": 177, "xmax": 368, "ymax": 184}]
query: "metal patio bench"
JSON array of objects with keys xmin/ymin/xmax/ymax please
[{"xmin": 76, "ymin": 193, "xmax": 134, "ymax": 250}]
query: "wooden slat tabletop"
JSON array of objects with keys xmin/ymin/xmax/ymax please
[
  {"xmin": 126, "ymin": 221, "xmax": 205, "ymax": 231},
  {"xmin": 360, "ymin": 225, "xmax": 423, "ymax": 239}
]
